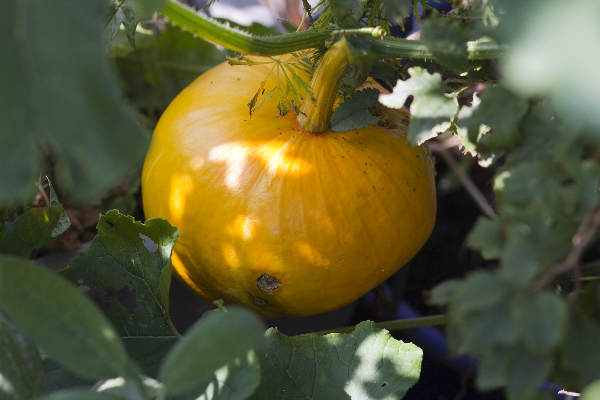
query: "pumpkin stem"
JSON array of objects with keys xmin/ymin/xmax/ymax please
[{"xmin": 298, "ymin": 38, "xmax": 351, "ymax": 134}]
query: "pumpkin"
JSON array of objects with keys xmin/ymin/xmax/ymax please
[{"xmin": 141, "ymin": 58, "xmax": 436, "ymax": 316}]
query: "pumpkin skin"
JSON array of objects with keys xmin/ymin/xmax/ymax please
[{"xmin": 141, "ymin": 60, "xmax": 437, "ymax": 316}]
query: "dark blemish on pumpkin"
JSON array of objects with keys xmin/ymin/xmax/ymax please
[
  {"xmin": 412, "ymin": 187, "xmax": 416, "ymax": 192},
  {"xmin": 363, "ymin": 170, "xmax": 367, "ymax": 174},
  {"xmin": 257, "ymin": 273, "xmax": 281, "ymax": 294},
  {"xmin": 253, "ymin": 296, "xmax": 268, "ymax": 306},
  {"xmin": 381, "ymin": 382, "xmax": 387, "ymax": 388}
]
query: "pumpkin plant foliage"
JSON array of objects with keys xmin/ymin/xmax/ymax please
[{"xmin": 1, "ymin": 0, "xmax": 599, "ymax": 400}]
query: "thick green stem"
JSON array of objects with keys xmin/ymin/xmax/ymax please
[
  {"xmin": 304, "ymin": 314, "xmax": 447, "ymax": 336},
  {"xmin": 162, "ymin": 0, "xmax": 504, "ymax": 59},
  {"xmin": 163, "ymin": 0, "xmax": 331, "ymax": 55},
  {"xmin": 297, "ymin": 39, "xmax": 351, "ymax": 133}
]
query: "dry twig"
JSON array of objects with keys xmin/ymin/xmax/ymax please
[{"xmin": 429, "ymin": 141, "xmax": 497, "ymax": 219}]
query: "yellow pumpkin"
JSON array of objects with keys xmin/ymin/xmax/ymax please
[{"xmin": 142, "ymin": 59, "xmax": 436, "ymax": 316}]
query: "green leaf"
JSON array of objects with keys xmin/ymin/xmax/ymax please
[
  {"xmin": 114, "ymin": 25, "xmax": 227, "ymax": 112},
  {"xmin": 453, "ymin": 94, "xmax": 486, "ymax": 159},
  {"xmin": 94, "ymin": 376, "xmax": 163, "ymax": 399},
  {"xmin": 429, "ymin": 279, "xmax": 462, "ymax": 306},
  {"xmin": 0, "ymin": 256, "xmax": 135, "ymax": 381},
  {"xmin": 159, "ymin": 308, "xmax": 264, "ymax": 396},
  {"xmin": 466, "ymin": 86, "xmax": 529, "ymax": 150},
  {"xmin": 505, "ymin": 350, "xmax": 552, "ymax": 400},
  {"xmin": 511, "ymin": 292, "xmax": 567, "ymax": 353},
  {"xmin": 501, "ymin": 0, "xmax": 600, "ymax": 133},
  {"xmin": 1, "ymin": 0, "xmax": 148, "ymax": 205},
  {"xmin": 43, "ymin": 360, "xmax": 90, "ymax": 394},
  {"xmin": 379, "ymin": 67, "xmax": 458, "ymax": 145},
  {"xmin": 0, "ymin": 313, "xmax": 44, "ymax": 400},
  {"xmin": 449, "ymin": 271, "xmax": 509, "ymax": 317},
  {"xmin": 449, "ymin": 302, "xmax": 518, "ymax": 355},
  {"xmin": 505, "ymin": 101, "xmax": 562, "ymax": 166},
  {"xmin": 0, "ymin": 180, "xmax": 70, "ymax": 257},
  {"xmin": 582, "ymin": 380, "xmax": 600, "ymax": 400},
  {"xmin": 498, "ymin": 232, "xmax": 540, "ymax": 285},
  {"xmin": 421, "ymin": 18, "xmax": 469, "ymax": 73},
  {"xmin": 62, "ymin": 210, "xmax": 179, "ymax": 337},
  {"xmin": 186, "ymin": 350, "xmax": 260, "ymax": 400},
  {"xmin": 37, "ymin": 390, "xmax": 122, "ymax": 400},
  {"xmin": 122, "ymin": 337, "xmax": 176, "ymax": 378},
  {"xmin": 331, "ymin": 89, "xmax": 379, "ymax": 132},
  {"xmin": 560, "ymin": 316, "xmax": 600, "ymax": 387},
  {"xmin": 251, "ymin": 321, "xmax": 422, "ymax": 400},
  {"xmin": 476, "ymin": 347, "xmax": 510, "ymax": 391},
  {"xmin": 467, "ymin": 217, "xmax": 504, "ymax": 260}
]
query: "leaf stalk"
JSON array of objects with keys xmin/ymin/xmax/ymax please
[
  {"xmin": 297, "ymin": 38, "xmax": 351, "ymax": 133},
  {"xmin": 305, "ymin": 314, "xmax": 447, "ymax": 336}
]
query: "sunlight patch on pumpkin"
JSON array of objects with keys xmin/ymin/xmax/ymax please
[
  {"xmin": 169, "ymin": 174, "xmax": 194, "ymax": 221},
  {"xmin": 190, "ymin": 155, "xmax": 205, "ymax": 170},
  {"xmin": 296, "ymin": 241, "xmax": 330, "ymax": 267},
  {"xmin": 249, "ymin": 245, "xmax": 284, "ymax": 271},
  {"xmin": 226, "ymin": 214, "xmax": 259, "ymax": 240},
  {"xmin": 208, "ymin": 140, "xmax": 312, "ymax": 190},
  {"xmin": 256, "ymin": 141, "xmax": 313, "ymax": 176},
  {"xmin": 310, "ymin": 211, "xmax": 336, "ymax": 236},
  {"xmin": 222, "ymin": 243, "xmax": 241, "ymax": 268},
  {"xmin": 208, "ymin": 142, "xmax": 250, "ymax": 189}
]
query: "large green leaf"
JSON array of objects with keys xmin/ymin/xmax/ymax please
[
  {"xmin": 62, "ymin": 210, "xmax": 179, "ymax": 337},
  {"xmin": 159, "ymin": 308, "xmax": 264, "ymax": 396},
  {"xmin": 0, "ymin": 0, "xmax": 148, "ymax": 205},
  {"xmin": 0, "ymin": 313, "xmax": 44, "ymax": 400},
  {"xmin": 0, "ymin": 256, "xmax": 136, "ymax": 381},
  {"xmin": 0, "ymin": 180, "xmax": 70, "ymax": 257},
  {"xmin": 43, "ymin": 360, "xmax": 90, "ymax": 394},
  {"xmin": 379, "ymin": 67, "xmax": 458, "ymax": 145},
  {"xmin": 251, "ymin": 321, "xmax": 422, "ymax": 400},
  {"xmin": 37, "ymin": 391, "xmax": 122, "ymax": 400},
  {"xmin": 123, "ymin": 336, "xmax": 261, "ymax": 400},
  {"xmin": 122, "ymin": 337, "xmax": 176, "ymax": 378},
  {"xmin": 185, "ymin": 350, "xmax": 261, "ymax": 400}
]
